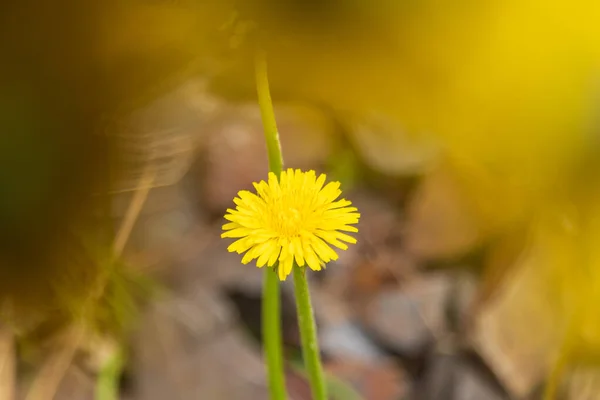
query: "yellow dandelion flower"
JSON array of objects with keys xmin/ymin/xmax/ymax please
[{"xmin": 221, "ymin": 168, "xmax": 360, "ymax": 281}]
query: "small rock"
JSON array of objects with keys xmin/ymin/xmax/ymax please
[
  {"xmin": 350, "ymin": 191, "xmax": 402, "ymax": 249},
  {"xmin": 455, "ymin": 367, "xmax": 506, "ymax": 400},
  {"xmin": 268, "ymin": 104, "xmax": 337, "ymax": 170},
  {"xmin": 469, "ymin": 240, "xmax": 564, "ymax": 398},
  {"xmin": 129, "ymin": 285, "xmax": 269, "ymax": 400},
  {"xmin": 320, "ymin": 244, "xmax": 364, "ymax": 297},
  {"xmin": 321, "ymin": 321, "xmax": 385, "ymax": 363},
  {"xmin": 131, "ymin": 194, "xmax": 199, "ymax": 256},
  {"xmin": 477, "ymin": 225, "xmax": 531, "ymax": 308},
  {"xmin": 325, "ymin": 357, "xmax": 409, "ymax": 400},
  {"xmin": 308, "ymin": 272, "xmax": 386, "ymax": 362},
  {"xmin": 54, "ymin": 364, "xmax": 95, "ymax": 400},
  {"xmin": 116, "ymin": 181, "xmax": 204, "ymax": 282},
  {"xmin": 189, "ymin": 228, "xmax": 267, "ymax": 288},
  {"xmin": 316, "ymin": 191, "xmax": 405, "ymax": 298},
  {"xmin": 403, "ymin": 166, "xmax": 482, "ymax": 261},
  {"xmin": 566, "ymin": 366, "xmax": 600, "ymax": 400},
  {"xmin": 284, "ymin": 368, "xmax": 313, "ymax": 400},
  {"xmin": 448, "ymin": 271, "xmax": 479, "ymax": 333},
  {"xmin": 417, "ymin": 353, "xmax": 506, "ymax": 400},
  {"xmin": 347, "ymin": 249, "xmax": 418, "ymax": 309},
  {"xmin": 178, "ymin": 329, "xmax": 269, "ymax": 400},
  {"xmin": 225, "ymin": 282, "xmax": 301, "ymax": 351},
  {"xmin": 343, "ymin": 112, "xmax": 440, "ymax": 175},
  {"xmin": 362, "ymin": 274, "xmax": 452, "ymax": 357},
  {"xmin": 202, "ymin": 107, "xmax": 268, "ymax": 215},
  {"xmin": 160, "ymin": 285, "xmax": 234, "ymax": 345}
]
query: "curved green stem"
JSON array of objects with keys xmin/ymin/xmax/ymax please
[
  {"xmin": 255, "ymin": 48, "xmax": 287, "ymax": 400},
  {"xmin": 293, "ymin": 266, "xmax": 328, "ymax": 400},
  {"xmin": 255, "ymin": 49, "xmax": 284, "ymax": 174}
]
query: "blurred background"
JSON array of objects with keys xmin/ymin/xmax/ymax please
[{"xmin": 2, "ymin": 0, "xmax": 600, "ymax": 399}]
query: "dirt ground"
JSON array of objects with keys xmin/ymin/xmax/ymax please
[{"xmin": 24, "ymin": 79, "xmax": 592, "ymax": 400}]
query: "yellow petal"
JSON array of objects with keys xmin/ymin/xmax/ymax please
[
  {"xmin": 316, "ymin": 229, "xmax": 357, "ymax": 246},
  {"xmin": 227, "ymin": 237, "xmax": 254, "ymax": 254},
  {"xmin": 221, "ymin": 228, "xmax": 254, "ymax": 238},
  {"xmin": 292, "ymin": 236, "xmax": 305, "ymax": 266},
  {"xmin": 304, "ymin": 244, "xmax": 322, "ymax": 271},
  {"xmin": 241, "ymin": 250, "xmax": 257, "ymax": 264},
  {"xmin": 222, "ymin": 222, "xmax": 241, "ymax": 230},
  {"xmin": 256, "ymin": 240, "xmax": 277, "ymax": 267},
  {"xmin": 315, "ymin": 173, "xmax": 327, "ymax": 192},
  {"xmin": 279, "ymin": 256, "xmax": 294, "ymax": 281},
  {"xmin": 315, "ymin": 230, "xmax": 348, "ymax": 250},
  {"xmin": 267, "ymin": 243, "xmax": 282, "ymax": 266},
  {"xmin": 309, "ymin": 235, "xmax": 339, "ymax": 262}
]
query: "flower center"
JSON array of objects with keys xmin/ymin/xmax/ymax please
[{"xmin": 275, "ymin": 206, "xmax": 303, "ymax": 237}]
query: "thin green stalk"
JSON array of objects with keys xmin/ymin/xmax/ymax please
[
  {"xmin": 255, "ymin": 49, "xmax": 284, "ymax": 174},
  {"xmin": 293, "ymin": 266, "xmax": 328, "ymax": 400},
  {"xmin": 255, "ymin": 48, "xmax": 287, "ymax": 400},
  {"xmin": 95, "ymin": 347, "xmax": 125, "ymax": 400}
]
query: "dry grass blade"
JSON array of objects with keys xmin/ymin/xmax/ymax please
[
  {"xmin": 0, "ymin": 325, "xmax": 15, "ymax": 400},
  {"xmin": 112, "ymin": 168, "xmax": 156, "ymax": 259},
  {"xmin": 24, "ymin": 168, "xmax": 156, "ymax": 400},
  {"xmin": 24, "ymin": 325, "xmax": 85, "ymax": 400}
]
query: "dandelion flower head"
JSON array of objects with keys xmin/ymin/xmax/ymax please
[{"xmin": 221, "ymin": 169, "xmax": 360, "ymax": 281}]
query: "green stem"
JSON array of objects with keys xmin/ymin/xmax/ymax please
[
  {"xmin": 255, "ymin": 48, "xmax": 287, "ymax": 400},
  {"xmin": 255, "ymin": 49, "xmax": 284, "ymax": 174},
  {"xmin": 293, "ymin": 266, "xmax": 328, "ymax": 400},
  {"xmin": 95, "ymin": 347, "xmax": 125, "ymax": 400}
]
